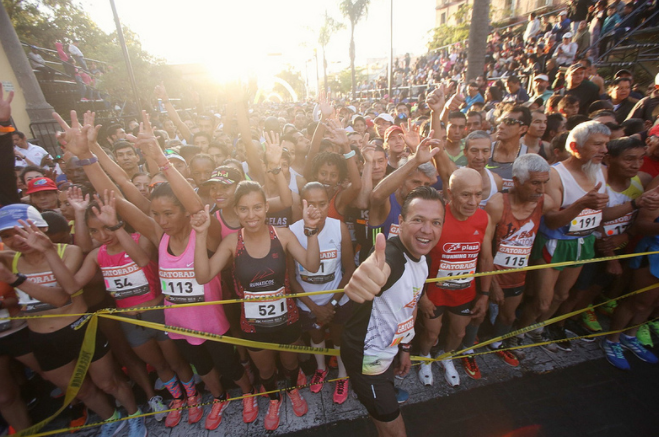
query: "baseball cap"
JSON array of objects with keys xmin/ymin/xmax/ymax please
[
  {"xmin": 26, "ymin": 177, "xmax": 58, "ymax": 195},
  {"xmin": 614, "ymin": 69, "xmax": 632, "ymax": 78},
  {"xmin": 346, "ymin": 105, "xmax": 357, "ymax": 113},
  {"xmin": 374, "ymin": 113, "xmax": 395, "ymax": 124},
  {"xmin": 164, "ymin": 150, "xmax": 186, "ymax": 164},
  {"xmin": 384, "ymin": 125, "xmax": 404, "ymax": 141},
  {"xmin": 0, "ymin": 204, "xmax": 48, "ymax": 232},
  {"xmin": 534, "ymin": 74, "xmax": 549, "ymax": 82},
  {"xmin": 352, "ymin": 115, "xmax": 366, "ymax": 124},
  {"xmin": 566, "ymin": 63, "xmax": 586, "ymax": 75},
  {"xmin": 559, "ymin": 10, "xmax": 567, "ymax": 15},
  {"xmin": 563, "ymin": 32, "xmax": 573, "ymax": 39},
  {"xmin": 202, "ymin": 167, "xmax": 243, "ymax": 186}
]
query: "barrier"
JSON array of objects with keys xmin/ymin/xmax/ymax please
[{"xmin": 5, "ymin": 250, "xmax": 659, "ymax": 436}]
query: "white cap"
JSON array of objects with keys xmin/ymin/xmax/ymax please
[
  {"xmin": 563, "ymin": 32, "xmax": 573, "ymax": 39},
  {"xmin": 374, "ymin": 113, "xmax": 395, "ymax": 124}
]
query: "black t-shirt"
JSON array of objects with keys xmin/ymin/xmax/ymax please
[{"xmin": 566, "ymin": 80, "xmax": 600, "ymax": 115}]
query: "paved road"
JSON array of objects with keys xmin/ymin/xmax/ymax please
[{"xmin": 285, "ymin": 357, "xmax": 659, "ymax": 437}]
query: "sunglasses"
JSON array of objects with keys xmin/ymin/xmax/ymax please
[{"xmin": 498, "ymin": 117, "xmax": 526, "ymax": 127}]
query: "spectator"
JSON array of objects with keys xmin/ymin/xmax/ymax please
[
  {"xmin": 503, "ymin": 76, "xmax": 530, "ymax": 104},
  {"xmin": 608, "ymin": 77, "xmax": 635, "ymax": 123},
  {"xmin": 554, "ymin": 32, "xmax": 577, "ymax": 66},
  {"xmin": 567, "ymin": 0, "xmax": 590, "ymax": 34},
  {"xmin": 564, "ymin": 63, "xmax": 600, "ymax": 115},
  {"xmin": 461, "ymin": 82, "xmax": 484, "ymax": 114},
  {"xmin": 68, "ymin": 39, "xmax": 88, "ymax": 70},
  {"xmin": 626, "ymin": 72, "xmax": 659, "ymax": 123},
  {"xmin": 572, "ymin": 21, "xmax": 591, "ymax": 58},
  {"xmin": 600, "ymin": 4, "xmax": 621, "ymax": 53},
  {"xmin": 27, "ymin": 46, "xmax": 54, "ymax": 81},
  {"xmin": 531, "ymin": 74, "xmax": 554, "ymax": 104},
  {"xmin": 523, "ymin": 12, "xmax": 541, "ymax": 43}
]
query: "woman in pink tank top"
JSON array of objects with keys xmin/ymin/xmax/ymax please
[{"xmin": 35, "ymin": 191, "xmax": 195, "ymax": 426}]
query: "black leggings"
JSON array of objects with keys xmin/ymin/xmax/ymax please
[{"xmin": 173, "ymin": 339, "xmax": 244, "ymax": 381}]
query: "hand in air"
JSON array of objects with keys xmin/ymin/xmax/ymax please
[
  {"xmin": 190, "ymin": 205, "xmax": 211, "ymax": 233},
  {"xmin": 13, "ymin": 219, "xmax": 56, "ymax": 253},
  {"xmin": 302, "ymin": 199, "xmax": 321, "ymax": 229},
  {"xmin": 67, "ymin": 185, "xmax": 90, "ymax": 213},
  {"xmin": 92, "ymin": 190, "xmax": 120, "ymax": 228},
  {"xmin": 344, "ymin": 233, "xmax": 389, "ymax": 303}
]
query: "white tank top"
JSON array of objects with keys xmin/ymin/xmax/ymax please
[
  {"xmin": 479, "ymin": 168, "xmax": 498, "ymax": 208},
  {"xmin": 289, "ymin": 217, "xmax": 348, "ymax": 310},
  {"xmin": 289, "ymin": 168, "xmax": 302, "ymax": 194}
]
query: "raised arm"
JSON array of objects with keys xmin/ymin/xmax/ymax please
[
  {"xmin": 191, "ymin": 206, "xmax": 234, "ymax": 284},
  {"xmin": 232, "ymin": 93, "xmax": 265, "ymax": 185},
  {"xmin": 325, "ymin": 119, "xmax": 362, "ymax": 215},
  {"xmin": 352, "ymin": 141, "xmax": 374, "ymax": 210},
  {"xmin": 278, "ymin": 200, "xmax": 321, "ymax": 273},
  {"xmin": 154, "ymin": 82, "xmax": 192, "ymax": 143},
  {"xmin": 303, "ymin": 94, "xmax": 334, "ymax": 181},
  {"xmin": 263, "ymin": 131, "xmax": 293, "ymax": 212},
  {"xmin": 67, "ymin": 186, "xmax": 95, "ymax": 253}
]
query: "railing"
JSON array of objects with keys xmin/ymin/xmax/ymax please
[{"xmin": 594, "ymin": 7, "xmax": 659, "ymax": 66}]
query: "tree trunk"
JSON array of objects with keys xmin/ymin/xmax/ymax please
[
  {"xmin": 466, "ymin": 0, "xmax": 490, "ymax": 81},
  {"xmin": 349, "ymin": 25, "xmax": 356, "ymax": 100}
]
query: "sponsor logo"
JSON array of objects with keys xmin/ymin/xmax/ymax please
[
  {"xmin": 320, "ymin": 250, "xmax": 338, "ymax": 260},
  {"xmin": 443, "ymin": 242, "xmax": 480, "ymax": 253},
  {"xmin": 251, "ymin": 268, "xmax": 274, "ymax": 284}
]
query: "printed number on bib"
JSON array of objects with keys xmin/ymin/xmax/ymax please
[
  {"xmin": 299, "ymin": 250, "xmax": 338, "ymax": 284},
  {"xmin": 389, "ymin": 316, "xmax": 415, "ymax": 347},
  {"xmin": 568, "ymin": 209, "xmax": 601, "ymax": 236},
  {"xmin": 243, "ymin": 287, "xmax": 287, "ymax": 326},
  {"xmin": 602, "ymin": 211, "xmax": 634, "ymax": 236},
  {"xmin": 436, "ymin": 260, "xmax": 476, "ymax": 290},
  {"xmin": 494, "ymin": 245, "xmax": 531, "ymax": 268},
  {"xmin": 16, "ymin": 272, "xmax": 68, "ymax": 313},
  {"xmin": 160, "ymin": 268, "xmax": 205, "ymax": 303},
  {"xmin": 0, "ymin": 309, "xmax": 10, "ymax": 332},
  {"xmin": 102, "ymin": 262, "xmax": 150, "ymax": 300}
]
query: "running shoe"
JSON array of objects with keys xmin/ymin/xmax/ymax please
[
  {"xmin": 205, "ymin": 399, "xmax": 230, "ymax": 430},
  {"xmin": 297, "ymin": 368, "xmax": 307, "ymax": 388},
  {"xmin": 597, "ymin": 299, "xmax": 617, "ymax": 316},
  {"xmin": 333, "ymin": 379, "xmax": 349, "ymax": 404},
  {"xmin": 329, "ymin": 356, "xmax": 338, "ymax": 369},
  {"xmin": 637, "ymin": 324, "xmax": 654, "ymax": 348},
  {"xmin": 461, "ymin": 356, "xmax": 481, "ymax": 379},
  {"xmin": 148, "ymin": 396, "xmax": 167, "ymax": 422},
  {"xmin": 154, "ymin": 378, "xmax": 164, "ymax": 391},
  {"xmin": 127, "ymin": 411, "xmax": 147, "ymax": 437},
  {"xmin": 620, "ymin": 334, "xmax": 659, "ymax": 363},
  {"xmin": 264, "ymin": 399, "xmax": 282, "ymax": 431},
  {"xmin": 187, "ymin": 394, "xmax": 203, "ymax": 424},
  {"xmin": 441, "ymin": 359, "xmax": 460, "ymax": 387},
  {"xmin": 493, "ymin": 345, "xmax": 519, "ymax": 367},
  {"xmin": 99, "ymin": 413, "xmax": 126, "ymax": 437},
  {"xmin": 395, "ymin": 387, "xmax": 409, "ymax": 404},
  {"xmin": 648, "ymin": 320, "xmax": 659, "ymax": 336},
  {"xmin": 68, "ymin": 404, "xmax": 88, "ymax": 431},
  {"xmin": 418, "ymin": 362, "xmax": 434, "ymax": 386},
  {"xmin": 548, "ymin": 325, "xmax": 572, "ymax": 352},
  {"xmin": 165, "ymin": 398, "xmax": 185, "ymax": 428},
  {"xmin": 288, "ymin": 388, "xmax": 308, "ymax": 417},
  {"xmin": 540, "ymin": 329, "xmax": 559, "ymax": 353},
  {"xmin": 503, "ymin": 336, "xmax": 526, "ymax": 360},
  {"xmin": 581, "ymin": 307, "xmax": 602, "ymax": 332},
  {"xmin": 525, "ymin": 327, "xmax": 544, "ymax": 343},
  {"xmin": 242, "ymin": 394, "xmax": 259, "ymax": 423},
  {"xmin": 601, "ymin": 339, "xmax": 630, "ymax": 370},
  {"xmin": 309, "ymin": 368, "xmax": 328, "ymax": 393},
  {"xmin": 565, "ymin": 319, "xmax": 596, "ymax": 342}
]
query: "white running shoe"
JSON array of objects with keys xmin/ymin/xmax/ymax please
[
  {"xmin": 441, "ymin": 359, "xmax": 460, "ymax": 387},
  {"xmin": 148, "ymin": 395, "xmax": 168, "ymax": 421},
  {"xmin": 418, "ymin": 362, "xmax": 434, "ymax": 386}
]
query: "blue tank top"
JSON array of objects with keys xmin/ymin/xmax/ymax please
[{"xmin": 370, "ymin": 192, "xmax": 402, "ymax": 240}]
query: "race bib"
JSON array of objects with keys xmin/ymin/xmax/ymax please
[
  {"xmin": 602, "ymin": 212, "xmax": 634, "ymax": 237},
  {"xmin": 493, "ymin": 244, "xmax": 532, "ymax": 268},
  {"xmin": 299, "ymin": 250, "xmax": 339, "ymax": 284},
  {"xmin": 435, "ymin": 259, "xmax": 477, "ymax": 290},
  {"xmin": 567, "ymin": 209, "xmax": 602, "ymax": 236},
  {"xmin": 502, "ymin": 178, "xmax": 514, "ymax": 190},
  {"xmin": 388, "ymin": 223, "xmax": 400, "ymax": 239},
  {"xmin": 102, "ymin": 262, "xmax": 150, "ymax": 300},
  {"xmin": 388, "ymin": 316, "xmax": 415, "ymax": 347},
  {"xmin": 160, "ymin": 267, "xmax": 205, "ymax": 303},
  {"xmin": 16, "ymin": 272, "xmax": 67, "ymax": 313},
  {"xmin": 243, "ymin": 287, "xmax": 287, "ymax": 326},
  {"xmin": 0, "ymin": 308, "xmax": 10, "ymax": 332}
]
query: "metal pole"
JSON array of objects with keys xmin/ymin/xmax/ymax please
[
  {"xmin": 388, "ymin": 0, "xmax": 393, "ymax": 101},
  {"xmin": 314, "ymin": 49, "xmax": 320, "ymax": 96},
  {"xmin": 109, "ymin": 0, "xmax": 141, "ymax": 110}
]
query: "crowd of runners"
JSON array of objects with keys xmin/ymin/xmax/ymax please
[{"xmin": 1, "ymin": 56, "xmax": 659, "ymax": 436}]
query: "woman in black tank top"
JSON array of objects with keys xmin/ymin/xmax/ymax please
[{"xmin": 192, "ymin": 181, "xmax": 322, "ymax": 430}]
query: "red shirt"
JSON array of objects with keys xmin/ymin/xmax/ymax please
[
  {"xmin": 640, "ymin": 156, "xmax": 659, "ymax": 178},
  {"xmin": 426, "ymin": 204, "xmax": 488, "ymax": 307}
]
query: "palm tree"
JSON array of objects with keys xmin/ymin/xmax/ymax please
[
  {"xmin": 318, "ymin": 10, "xmax": 344, "ymax": 95},
  {"xmin": 339, "ymin": 0, "xmax": 370, "ymax": 99},
  {"xmin": 466, "ymin": 0, "xmax": 490, "ymax": 81}
]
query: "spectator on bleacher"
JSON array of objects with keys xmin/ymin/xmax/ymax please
[
  {"xmin": 12, "ymin": 131, "xmax": 56, "ymax": 171},
  {"xmin": 588, "ymin": 0, "xmax": 607, "ymax": 56},
  {"xmin": 68, "ymin": 39, "xmax": 88, "ymax": 70},
  {"xmin": 552, "ymin": 11, "xmax": 571, "ymax": 40},
  {"xmin": 54, "ymin": 41, "xmax": 76, "ymax": 78},
  {"xmin": 545, "ymin": 58, "xmax": 560, "ymax": 86},
  {"xmin": 626, "ymin": 73, "xmax": 659, "ymax": 123},
  {"xmin": 614, "ymin": 69, "xmax": 644, "ymax": 101},
  {"xmin": 573, "ymin": 21, "xmax": 591, "ymax": 58},
  {"xmin": 461, "ymin": 83, "xmax": 484, "ymax": 114},
  {"xmin": 503, "ymin": 76, "xmax": 529, "ymax": 104},
  {"xmin": 27, "ymin": 46, "xmax": 54, "ymax": 81},
  {"xmin": 105, "ymin": 124, "xmax": 126, "ymax": 148},
  {"xmin": 608, "ymin": 77, "xmax": 635, "ymax": 123},
  {"xmin": 554, "ymin": 32, "xmax": 577, "ymax": 66},
  {"xmin": 567, "ymin": 0, "xmax": 590, "ymax": 34},
  {"xmin": 523, "ymin": 12, "xmax": 541, "ymax": 43},
  {"xmin": 563, "ymin": 63, "xmax": 600, "ymax": 115},
  {"xmin": 531, "ymin": 74, "xmax": 554, "ymax": 104}
]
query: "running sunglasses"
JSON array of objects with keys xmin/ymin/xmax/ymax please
[{"xmin": 498, "ymin": 117, "xmax": 526, "ymax": 126}]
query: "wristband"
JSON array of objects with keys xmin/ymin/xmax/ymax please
[
  {"xmin": 76, "ymin": 156, "xmax": 98, "ymax": 167},
  {"xmin": 631, "ymin": 198, "xmax": 638, "ymax": 210},
  {"xmin": 0, "ymin": 126, "xmax": 16, "ymax": 133},
  {"xmin": 343, "ymin": 150, "xmax": 356, "ymax": 160},
  {"xmin": 400, "ymin": 343, "xmax": 412, "ymax": 353},
  {"xmin": 158, "ymin": 162, "xmax": 171, "ymax": 172},
  {"xmin": 477, "ymin": 290, "xmax": 490, "ymax": 296},
  {"xmin": 9, "ymin": 273, "xmax": 27, "ymax": 288},
  {"xmin": 105, "ymin": 221, "xmax": 125, "ymax": 231}
]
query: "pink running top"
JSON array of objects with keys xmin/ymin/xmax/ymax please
[
  {"xmin": 158, "ymin": 229, "xmax": 229, "ymax": 345},
  {"xmin": 215, "ymin": 209, "xmax": 241, "ymax": 239},
  {"xmin": 97, "ymin": 233, "xmax": 160, "ymax": 309}
]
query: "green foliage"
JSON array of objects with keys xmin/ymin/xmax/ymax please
[
  {"xmin": 318, "ymin": 11, "xmax": 344, "ymax": 48},
  {"xmin": 4, "ymin": 0, "xmax": 163, "ymax": 103},
  {"xmin": 427, "ymin": 4, "xmax": 471, "ymax": 50},
  {"xmin": 329, "ymin": 66, "xmax": 367, "ymax": 95}
]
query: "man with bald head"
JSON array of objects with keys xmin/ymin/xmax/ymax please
[{"xmin": 416, "ymin": 167, "xmax": 497, "ymax": 387}]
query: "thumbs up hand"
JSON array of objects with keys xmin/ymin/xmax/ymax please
[
  {"xmin": 344, "ymin": 233, "xmax": 391, "ymax": 303},
  {"xmin": 579, "ymin": 182, "xmax": 609, "ymax": 211}
]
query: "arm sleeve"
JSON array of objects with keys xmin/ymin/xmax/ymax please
[{"xmin": 0, "ymin": 133, "xmax": 20, "ymax": 206}]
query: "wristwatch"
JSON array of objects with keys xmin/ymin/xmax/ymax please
[
  {"xmin": 268, "ymin": 167, "xmax": 282, "ymax": 175},
  {"xmin": 303, "ymin": 226, "xmax": 318, "ymax": 237},
  {"xmin": 105, "ymin": 221, "xmax": 125, "ymax": 231}
]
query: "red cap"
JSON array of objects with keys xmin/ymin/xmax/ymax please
[
  {"xmin": 649, "ymin": 124, "xmax": 659, "ymax": 138},
  {"xmin": 384, "ymin": 125, "xmax": 404, "ymax": 142},
  {"xmin": 26, "ymin": 177, "xmax": 58, "ymax": 195}
]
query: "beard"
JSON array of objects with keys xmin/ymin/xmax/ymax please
[{"xmin": 581, "ymin": 160, "xmax": 600, "ymax": 182}]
